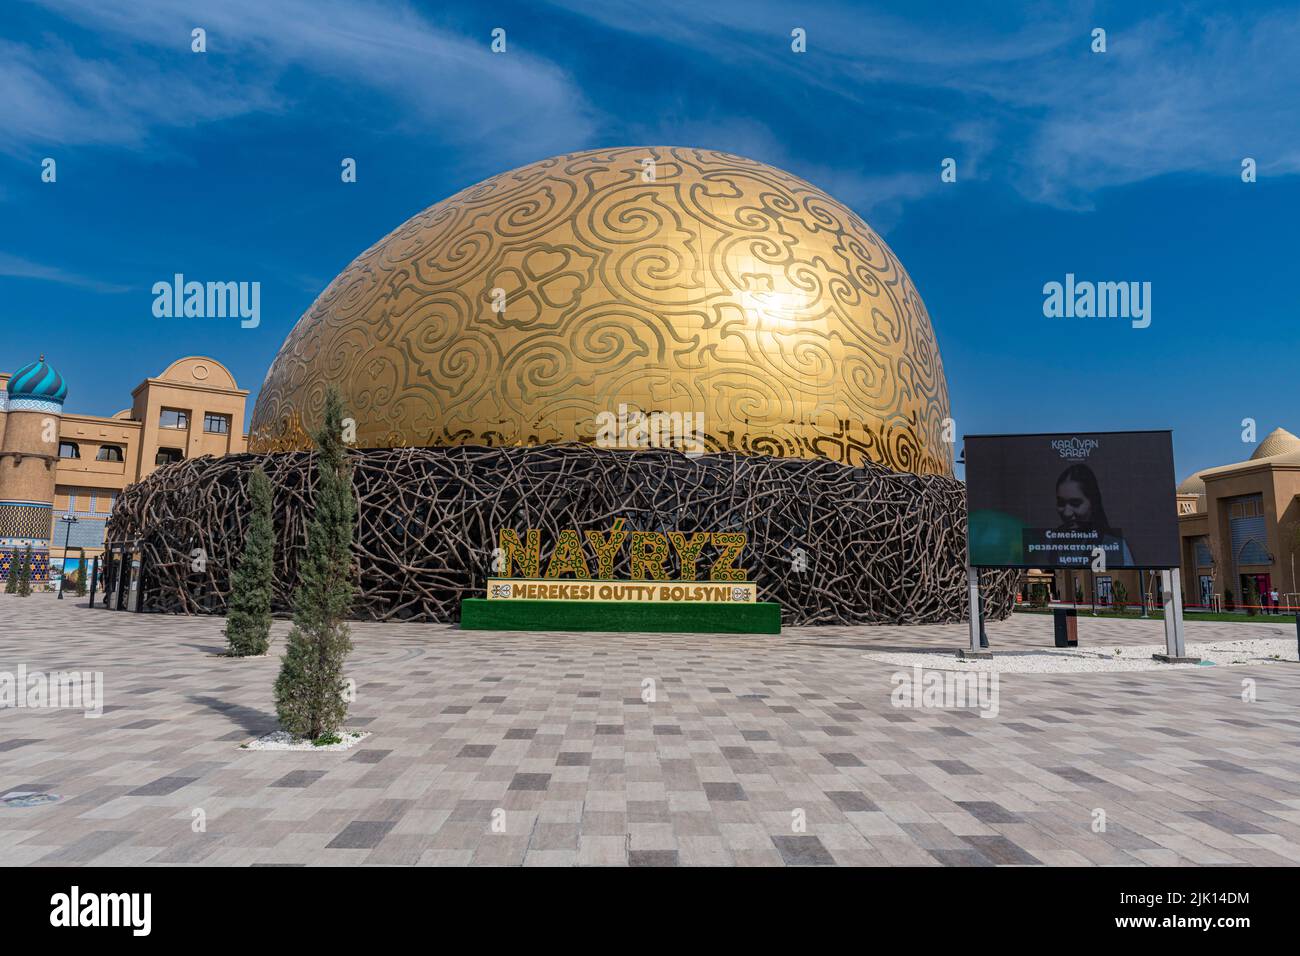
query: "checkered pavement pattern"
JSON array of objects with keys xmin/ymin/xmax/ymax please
[{"xmin": 2, "ymin": 594, "xmax": 1299, "ymax": 866}]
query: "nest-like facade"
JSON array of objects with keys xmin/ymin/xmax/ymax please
[{"xmin": 106, "ymin": 444, "xmax": 1016, "ymax": 625}]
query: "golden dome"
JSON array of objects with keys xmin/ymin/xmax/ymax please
[{"xmin": 250, "ymin": 147, "xmax": 953, "ymax": 475}]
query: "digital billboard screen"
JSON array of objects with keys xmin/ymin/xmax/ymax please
[{"xmin": 965, "ymin": 430, "xmax": 1179, "ymax": 570}]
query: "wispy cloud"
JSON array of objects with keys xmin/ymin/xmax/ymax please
[
  {"xmin": 8, "ymin": 0, "xmax": 1298, "ymax": 220},
  {"xmin": 0, "ymin": 251, "xmax": 131, "ymax": 292},
  {"xmin": 7, "ymin": 0, "xmax": 596, "ymax": 163},
  {"xmin": 545, "ymin": 0, "xmax": 1300, "ymax": 210},
  {"xmin": 975, "ymin": 12, "xmax": 1300, "ymax": 206},
  {"xmin": 0, "ymin": 36, "xmax": 277, "ymax": 153}
]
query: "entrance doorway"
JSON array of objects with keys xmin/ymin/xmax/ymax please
[
  {"xmin": 1096, "ymin": 576, "xmax": 1113, "ymax": 606},
  {"xmin": 1239, "ymin": 572, "xmax": 1272, "ymax": 611}
]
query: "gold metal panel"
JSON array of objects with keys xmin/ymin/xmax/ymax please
[{"xmin": 250, "ymin": 147, "xmax": 953, "ymax": 475}]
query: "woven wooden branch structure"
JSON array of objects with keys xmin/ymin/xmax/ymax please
[{"xmin": 106, "ymin": 444, "xmax": 1017, "ymax": 625}]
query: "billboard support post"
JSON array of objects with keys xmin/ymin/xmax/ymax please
[
  {"xmin": 958, "ymin": 566, "xmax": 992, "ymax": 659},
  {"xmin": 1155, "ymin": 567, "xmax": 1199, "ymax": 663}
]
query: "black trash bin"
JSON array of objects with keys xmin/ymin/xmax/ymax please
[{"xmin": 1053, "ymin": 607, "xmax": 1078, "ymax": 647}]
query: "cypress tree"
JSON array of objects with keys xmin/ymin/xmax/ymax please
[
  {"xmin": 274, "ymin": 387, "xmax": 356, "ymax": 741},
  {"xmin": 17, "ymin": 545, "xmax": 33, "ymax": 597},
  {"xmin": 225, "ymin": 465, "xmax": 275, "ymax": 656},
  {"xmin": 4, "ymin": 553, "xmax": 16, "ymax": 594}
]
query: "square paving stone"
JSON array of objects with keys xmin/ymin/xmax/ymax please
[
  {"xmin": 629, "ymin": 850, "xmax": 679, "ymax": 867},
  {"xmin": 128, "ymin": 776, "xmax": 197, "ymax": 796},
  {"xmin": 826, "ymin": 791, "xmax": 878, "ymax": 812},
  {"xmin": 704, "ymin": 782, "xmax": 747, "ymax": 802},
  {"xmin": 823, "ymin": 752, "xmax": 865, "ymax": 767},
  {"xmin": 960, "ymin": 835, "xmax": 1041, "ymax": 866},
  {"xmin": 930, "ymin": 848, "xmax": 994, "ymax": 866},
  {"xmin": 270, "ymin": 770, "xmax": 327, "ymax": 788},
  {"xmin": 771, "ymin": 835, "xmax": 836, "ymax": 866},
  {"xmin": 931, "ymin": 760, "xmax": 979, "ymax": 775},
  {"xmin": 327, "ymin": 820, "xmax": 396, "ymax": 849},
  {"xmin": 956, "ymin": 801, "xmax": 1021, "ymax": 824}
]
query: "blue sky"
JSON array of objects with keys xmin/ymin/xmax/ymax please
[{"xmin": 2, "ymin": 0, "xmax": 1298, "ymax": 480}]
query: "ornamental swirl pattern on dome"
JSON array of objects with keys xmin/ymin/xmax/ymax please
[{"xmin": 250, "ymin": 146, "xmax": 953, "ymax": 476}]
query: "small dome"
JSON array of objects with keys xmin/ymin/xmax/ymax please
[
  {"xmin": 7, "ymin": 355, "xmax": 67, "ymax": 404},
  {"xmin": 1176, "ymin": 471, "xmax": 1206, "ymax": 495},
  {"xmin": 1251, "ymin": 427, "xmax": 1300, "ymax": 460}
]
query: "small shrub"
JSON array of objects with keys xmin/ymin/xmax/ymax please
[
  {"xmin": 274, "ymin": 387, "xmax": 357, "ymax": 741},
  {"xmin": 17, "ymin": 546, "xmax": 33, "ymax": 597},
  {"xmin": 225, "ymin": 465, "xmax": 276, "ymax": 657}
]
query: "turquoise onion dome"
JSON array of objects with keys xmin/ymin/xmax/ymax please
[{"xmin": 7, "ymin": 355, "xmax": 68, "ymax": 405}]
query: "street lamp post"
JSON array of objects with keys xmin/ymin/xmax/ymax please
[{"xmin": 57, "ymin": 514, "xmax": 78, "ymax": 600}]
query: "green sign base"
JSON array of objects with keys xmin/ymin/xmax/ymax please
[{"xmin": 460, "ymin": 598, "xmax": 781, "ymax": 635}]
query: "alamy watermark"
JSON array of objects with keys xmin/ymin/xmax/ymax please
[
  {"xmin": 0, "ymin": 665, "xmax": 103, "ymax": 718},
  {"xmin": 1042, "ymin": 273, "xmax": 1150, "ymax": 329},
  {"xmin": 50, "ymin": 886, "xmax": 150, "ymax": 936},
  {"xmin": 890, "ymin": 665, "xmax": 999, "ymax": 718},
  {"xmin": 152, "ymin": 273, "xmax": 260, "ymax": 328},
  {"xmin": 595, "ymin": 403, "xmax": 705, "ymax": 456}
]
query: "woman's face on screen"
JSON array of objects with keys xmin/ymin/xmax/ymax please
[{"xmin": 1056, "ymin": 479, "xmax": 1093, "ymax": 529}]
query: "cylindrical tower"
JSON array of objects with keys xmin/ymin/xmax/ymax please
[{"xmin": 0, "ymin": 357, "xmax": 67, "ymax": 585}]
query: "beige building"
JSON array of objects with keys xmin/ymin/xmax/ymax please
[
  {"xmin": 1047, "ymin": 427, "xmax": 1300, "ymax": 612},
  {"xmin": 0, "ymin": 355, "xmax": 247, "ymax": 584},
  {"xmin": 1175, "ymin": 427, "xmax": 1300, "ymax": 611}
]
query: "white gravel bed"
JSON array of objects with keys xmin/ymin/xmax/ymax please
[
  {"xmin": 863, "ymin": 638, "xmax": 1298, "ymax": 674},
  {"xmin": 241, "ymin": 730, "xmax": 370, "ymax": 751}
]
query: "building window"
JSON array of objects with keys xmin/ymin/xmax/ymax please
[
  {"xmin": 59, "ymin": 441, "xmax": 80, "ymax": 459},
  {"xmin": 1238, "ymin": 538, "xmax": 1270, "ymax": 565},
  {"xmin": 159, "ymin": 408, "xmax": 189, "ymax": 430},
  {"xmin": 1229, "ymin": 495, "xmax": 1263, "ymax": 519},
  {"xmin": 155, "ymin": 447, "xmax": 184, "ymax": 465},
  {"xmin": 204, "ymin": 412, "xmax": 230, "ymax": 434},
  {"xmin": 95, "ymin": 444, "xmax": 125, "ymax": 462},
  {"xmin": 1199, "ymin": 575, "xmax": 1214, "ymax": 607}
]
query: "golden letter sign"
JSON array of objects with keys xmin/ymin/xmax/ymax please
[{"xmin": 488, "ymin": 519, "xmax": 755, "ymax": 604}]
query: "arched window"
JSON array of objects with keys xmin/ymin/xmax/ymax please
[
  {"xmin": 96, "ymin": 445, "xmax": 125, "ymax": 462},
  {"xmin": 58, "ymin": 441, "xmax": 80, "ymax": 459},
  {"xmin": 155, "ymin": 447, "xmax": 184, "ymax": 466},
  {"xmin": 1238, "ymin": 538, "xmax": 1270, "ymax": 565}
]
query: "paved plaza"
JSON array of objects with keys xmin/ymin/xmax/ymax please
[{"xmin": 2, "ymin": 595, "xmax": 1299, "ymax": 866}]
